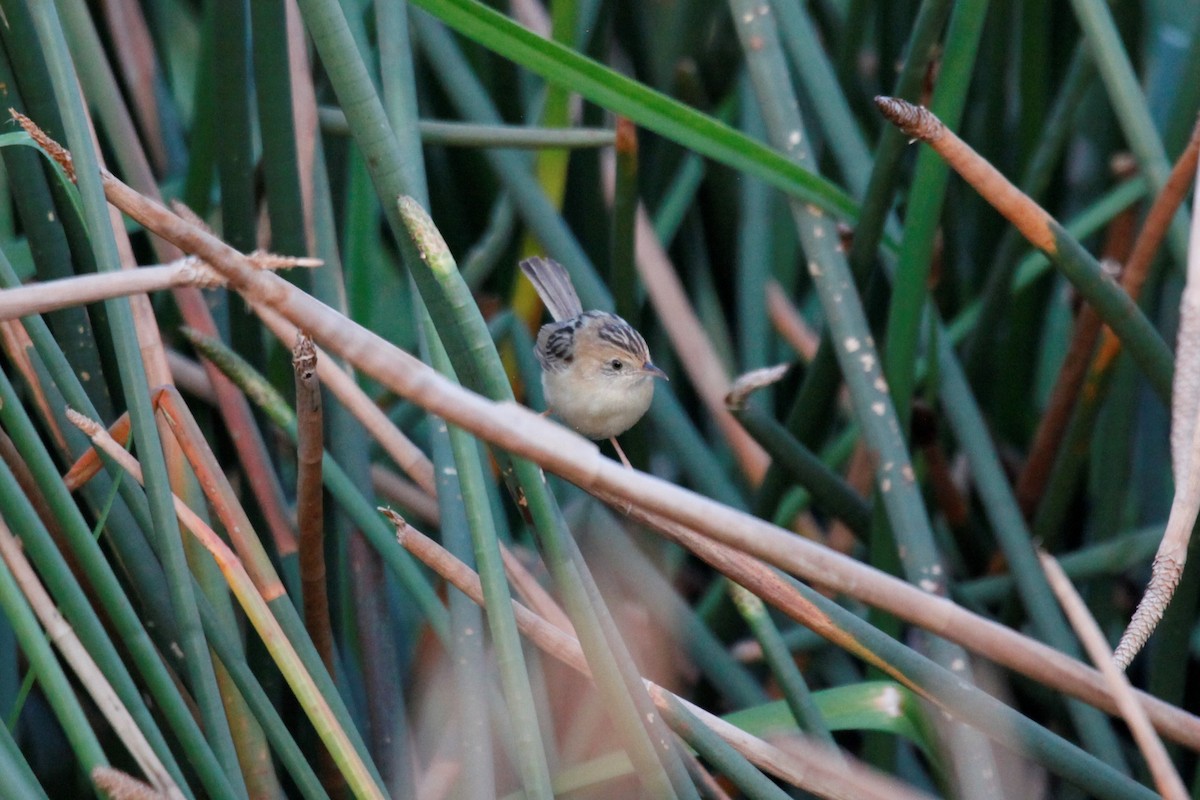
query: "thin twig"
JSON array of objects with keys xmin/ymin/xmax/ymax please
[
  {"xmin": 1039, "ymin": 552, "xmax": 1187, "ymax": 799},
  {"xmin": 256, "ymin": 305, "xmax": 437, "ymax": 497},
  {"xmin": 766, "ymin": 280, "xmax": 820, "ymax": 362},
  {"xmin": 0, "ymin": 519, "xmax": 185, "ymax": 799}
]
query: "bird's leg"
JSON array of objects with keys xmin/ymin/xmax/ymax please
[{"xmin": 610, "ymin": 437, "xmax": 633, "ymax": 470}]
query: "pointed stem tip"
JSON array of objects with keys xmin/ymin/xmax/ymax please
[{"xmin": 874, "ymin": 96, "xmax": 945, "ymax": 143}]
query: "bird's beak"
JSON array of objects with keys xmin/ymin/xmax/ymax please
[{"xmin": 642, "ymin": 362, "xmax": 669, "ymax": 381}]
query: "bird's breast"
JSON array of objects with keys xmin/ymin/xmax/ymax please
[{"xmin": 543, "ymin": 370, "xmax": 655, "ymax": 440}]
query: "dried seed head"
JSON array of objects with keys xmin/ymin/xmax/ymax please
[
  {"xmin": 9, "ymin": 108, "xmax": 75, "ymax": 182},
  {"xmin": 1113, "ymin": 553, "xmax": 1186, "ymax": 669},
  {"xmin": 874, "ymin": 96, "xmax": 945, "ymax": 143}
]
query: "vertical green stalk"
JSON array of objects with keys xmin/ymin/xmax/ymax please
[
  {"xmin": 0, "ymin": 369, "xmax": 229, "ymax": 799},
  {"xmin": 754, "ymin": 0, "xmax": 953, "ymax": 521},
  {"xmin": 935, "ymin": 337, "xmax": 1130, "ymax": 768},
  {"xmin": 432, "ymin": 329, "xmax": 554, "ymax": 799},
  {"xmin": 398, "ymin": 196, "xmax": 691, "ymax": 796},
  {"xmin": 251, "ymin": 0, "xmax": 307, "ymax": 258},
  {"xmin": 728, "ymin": 584, "xmax": 836, "ymax": 748},
  {"xmin": 611, "ymin": 118, "xmax": 639, "ymax": 325},
  {"xmin": 882, "ymin": 0, "xmax": 989, "ymax": 428},
  {"xmin": 1069, "ymin": 0, "xmax": 1189, "ymax": 263},
  {"xmin": 735, "ymin": 89, "xmax": 773, "ymax": 380},
  {"xmin": 962, "ymin": 43, "xmax": 1093, "ymax": 381},
  {"xmin": 288, "ymin": 0, "xmax": 696, "ymax": 789},
  {"xmin": 0, "ymin": 716, "xmax": 47, "ymax": 800},
  {"xmin": 729, "ymin": 0, "xmax": 1003, "ymax": 790},
  {"xmin": 430, "ymin": 412, "xmax": 497, "ymax": 799}
]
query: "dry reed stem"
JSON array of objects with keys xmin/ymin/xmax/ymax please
[
  {"xmin": 97, "ymin": 0, "xmax": 168, "ymax": 173},
  {"xmin": 63, "ymin": 410, "xmax": 133, "ymax": 491},
  {"xmin": 1019, "ymin": 117, "xmax": 1200, "ymax": 518},
  {"xmin": 0, "ymin": 262, "xmax": 219, "ymax": 321},
  {"xmin": 0, "ymin": 320, "xmax": 70, "ymax": 453},
  {"xmin": 370, "ymin": 465, "xmax": 440, "ymax": 526},
  {"xmin": 1114, "ymin": 121, "xmax": 1200, "ymax": 667},
  {"xmin": 293, "ymin": 334, "xmax": 334, "ymax": 674},
  {"xmin": 497, "ymin": 543, "xmax": 575, "ymax": 636},
  {"xmin": 73, "ymin": 157, "xmax": 1200, "ymax": 749},
  {"xmin": 0, "ymin": 518, "xmax": 185, "ymax": 799},
  {"xmin": 165, "ymin": 349, "xmax": 217, "ymax": 403},
  {"xmin": 255, "ymin": 304, "xmax": 437, "ymax": 497},
  {"xmin": 1040, "ymin": 552, "xmax": 1187, "ymax": 799},
  {"xmin": 12, "ymin": 107, "xmax": 303, "ymax": 558},
  {"xmin": 874, "ymin": 97, "xmax": 1055, "ymax": 251},
  {"xmin": 0, "ymin": 254, "xmax": 323, "ymax": 323},
  {"xmin": 386, "ymin": 510, "xmax": 935, "ymax": 800},
  {"xmin": 154, "ymin": 386, "xmax": 288, "ymax": 599}
]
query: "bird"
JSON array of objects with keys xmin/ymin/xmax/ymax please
[{"xmin": 519, "ymin": 256, "xmax": 667, "ymax": 468}]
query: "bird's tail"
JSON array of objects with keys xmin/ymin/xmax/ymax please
[{"xmin": 519, "ymin": 256, "xmax": 583, "ymax": 322}]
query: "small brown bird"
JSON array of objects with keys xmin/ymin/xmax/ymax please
[{"xmin": 519, "ymin": 256, "xmax": 667, "ymax": 467}]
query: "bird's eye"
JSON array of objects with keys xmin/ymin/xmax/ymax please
[{"xmin": 609, "ymin": 359, "xmax": 624, "ymax": 371}]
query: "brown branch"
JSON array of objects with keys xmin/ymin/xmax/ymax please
[
  {"xmin": 874, "ymin": 96, "xmax": 1055, "ymax": 251},
  {"xmin": 293, "ymin": 334, "xmax": 334, "ymax": 675}
]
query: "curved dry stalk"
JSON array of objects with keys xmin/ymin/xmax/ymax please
[
  {"xmin": 1019, "ymin": 115, "xmax": 1200, "ymax": 518},
  {"xmin": 1040, "ymin": 553, "xmax": 1187, "ymax": 799},
  {"xmin": 85, "ymin": 163, "xmax": 1200, "ymax": 749},
  {"xmin": 874, "ymin": 95, "xmax": 1173, "ymax": 403},
  {"xmin": 0, "ymin": 519, "xmax": 185, "ymax": 800},
  {"xmin": 1114, "ymin": 148, "xmax": 1200, "ymax": 668},
  {"xmin": 385, "ymin": 511, "xmax": 935, "ymax": 800}
]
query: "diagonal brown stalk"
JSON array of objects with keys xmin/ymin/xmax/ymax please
[{"xmin": 385, "ymin": 510, "xmax": 934, "ymax": 800}]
